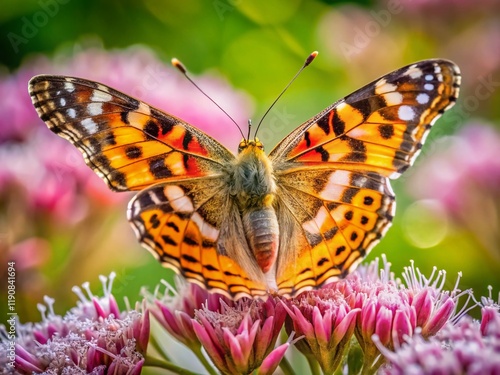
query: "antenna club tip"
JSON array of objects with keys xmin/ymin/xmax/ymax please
[
  {"xmin": 305, "ymin": 51, "xmax": 318, "ymax": 66},
  {"xmin": 171, "ymin": 58, "xmax": 187, "ymax": 74}
]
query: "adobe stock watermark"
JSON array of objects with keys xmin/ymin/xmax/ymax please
[
  {"xmin": 213, "ymin": 0, "xmax": 243, "ymax": 21},
  {"xmin": 5, "ymin": 260, "xmax": 17, "ymax": 370},
  {"xmin": 110, "ymin": 269, "xmax": 136, "ymax": 295},
  {"xmin": 129, "ymin": 61, "xmax": 171, "ymax": 100},
  {"xmin": 445, "ymin": 73, "xmax": 500, "ymax": 125},
  {"xmin": 340, "ymin": 0, "xmax": 404, "ymax": 61},
  {"xmin": 254, "ymin": 106, "xmax": 297, "ymax": 145},
  {"xmin": 7, "ymin": 0, "xmax": 71, "ymax": 54}
]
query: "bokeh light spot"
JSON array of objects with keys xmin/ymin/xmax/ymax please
[{"xmin": 402, "ymin": 199, "xmax": 449, "ymax": 249}]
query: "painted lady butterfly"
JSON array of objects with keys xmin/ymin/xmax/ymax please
[{"xmin": 29, "ymin": 57, "xmax": 460, "ymax": 299}]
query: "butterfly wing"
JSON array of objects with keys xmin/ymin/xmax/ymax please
[
  {"xmin": 29, "ymin": 75, "xmax": 267, "ymax": 298},
  {"xmin": 127, "ymin": 179, "xmax": 268, "ymax": 299},
  {"xmin": 270, "ymin": 60, "xmax": 461, "ymax": 296},
  {"xmin": 29, "ymin": 75, "xmax": 232, "ymax": 191}
]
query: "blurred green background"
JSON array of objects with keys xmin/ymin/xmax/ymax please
[{"xmin": 1, "ymin": 0, "xmax": 499, "ymax": 324}]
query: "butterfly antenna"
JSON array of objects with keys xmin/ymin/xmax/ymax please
[
  {"xmin": 254, "ymin": 51, "xmax": 318, "ymax": 138},
  {"xmin": 247, "ymin": 119, "xmax": 252, "ymax": 141},
  {"xmin": 171, "ymin": 58, "xmax": 246, "ymax": 140}
]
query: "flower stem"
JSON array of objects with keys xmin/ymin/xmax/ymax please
[
  {"xmin": 278, "ymin": 355, "xmax": 297, "ymax": 375},
  {"xmin": 359, "ymin": 347, "xmax": 381, "ymax": 375},
  {"xmin": 191, "ymin": 345, "xmax": 219, "ymax": 375},
  {"xmin": 369, "ymin": 354, "xmax": 386, "ymax": 374},
  {"xmin": 148, "ymin": 331, "xmax": 172, "ymax": 362},
  {"xmin": 145, "ymin": 355, "xmax": 203, "ymax": 375},
  {"xmin": 305, "ymin": 354, "xmax": 321, "ymax": 375}
]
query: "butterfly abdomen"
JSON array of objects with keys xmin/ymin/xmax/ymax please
[
  {"xmin": 230, "ymin": 141, "xmax": 280, "ymax": 276},
  {"xmin": 243, "ymin": 205, "xmax": 279, "ymax": 274}
]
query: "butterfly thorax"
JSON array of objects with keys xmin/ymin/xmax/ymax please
[
  {"xmin": 231, "ymin": 139, "xmax": 276, "ymax": 207},
  {"xmin": 228, "ymin": 139, "xmax": 279, "ymax": 275}
]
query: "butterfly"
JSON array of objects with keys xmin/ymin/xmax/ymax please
[{"xmin": 29, "ymin": 58, "xmax": 460, "ymax": 299}]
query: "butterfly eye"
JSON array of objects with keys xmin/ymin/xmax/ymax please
[
  {"xmin": 238, "ymin": 139, "xmax": 248, "ymax": 153},
  {"xmin": 255, "ymin": 139, "xmax": 264, "ymax": 151}
]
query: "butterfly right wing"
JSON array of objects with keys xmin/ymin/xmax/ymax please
[{"xmin": 269, "ymin": 60, "xmax": 460, "ymax": 297}]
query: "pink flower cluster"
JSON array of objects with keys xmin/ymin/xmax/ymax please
[
  {"xmin": 3, "ymin": 258, "xmax": 496, "ymax": 374},
  {"xmin": 149, "ymin": 257, "xmax": 465, "ymax": 374},
  {"xmin": 409, "ymin": 124, "xmax": 500, "ymax": 217},
  {"xmin": 379, "ymin": 290, "xmax": 500, "ymax": 374},
  {"xmin": 1, "ymin": 273, "xmax": 149, "ymax": 374}
]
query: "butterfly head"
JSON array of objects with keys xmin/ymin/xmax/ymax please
[{"xmin": 238, "ymin": 138, "xmax": 264, "ymax": 154}]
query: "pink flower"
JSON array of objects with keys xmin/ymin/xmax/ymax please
[
  {"xmin": 328, "ymin": 256, "xmax": 464, "ymax": 373},
  {"xmin": 377, "ymin": 298, "xmax": 500, "ymax": 374},
  {"xmin": 284, "ymin": 288, "xmax": 360, "ymax": 374},
  {"xmin": 402, "ymin": 262, "xmax": 462, "ymax": 337},
  {"xmin": 150, "ymin": 277, "xmax": 233, "ymax": 351},
  {"xmin": 192, "ymin": 297, "xmax": 287, "ymax": 375},
  {"xmin": 3, "ymin": 273, "xmax": 149, "ymax": 374}
]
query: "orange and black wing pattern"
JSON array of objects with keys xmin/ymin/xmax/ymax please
[
  {"xmin": 29, "ymin": 75, "xmax": 233, "ymax": 192},
  {"xmin": 270, "ymin": 60, "xmax": 461, "ymax": 296}
]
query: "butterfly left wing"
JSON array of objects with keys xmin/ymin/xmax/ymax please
[
  {"xmin": 270, "ymin": 60, "xmax": 461, "ymax": 296},
  {"xmin": 127, "ymin": 178, "xmax": 268, "ymax": 299},
  {"xmin": 29, "ymin": 75, "xmax": 233, "ymax": 191},
  {"xmin": 29, "ymin": 75, "xmax": 268, "ymax": 299}
]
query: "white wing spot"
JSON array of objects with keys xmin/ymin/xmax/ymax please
[
  {"xmin": 416, "ymin": 93, "xmax": 430, "ymax": 104},
  {"xmin": 406, "ymin": 66, "xmax": 423, "ymax": 78},
  {"xmin": 424, "ymin": 83, "xmax": 434, "ymax": 91},
  {"xmin": 398, "ymin": 105, "xmax": 415, "ymax": 121},
  {"xmin": 64, "ymin": 82, "xmax": 75, "ymax": 93},
  {"xmin": 59, "ymin": 98, "xmax": 66, "ymax": 106},
  {"xmin": 88, "ymin": 102, "xmax": 103, "ymax": 116},
  {"xmin": 96, "ymin": 84, "xmax": 110, "ymax": 93},
  {"xmin": 319, "ymin": 170, "xmax": 351, "ymax": 201},
  {"xmin": 347, "ymin": 127, "xmax": 368, "ymax": 138},
  {"xmin": 425, "ymin": 74, "xmax": 434, "ymax": 81},
  {"xmin": 148, "ymin": 190, "xmax": 163, "ymax": 205},
  {"xmin": 138, "ymin": 102, "xmax": 151, "ymax": 115},
  {"xmin": 302, "ymin": 206, "xmax": 330, "ymax": 234},
  {"xmin": 81, "ymin": 118, "xmax": 98, "ymax": 133},
  {"xmin": 128, "ymin": 200, "xmax": 140, "ymax": 218},
  {"xmin": 336, "ymin": 101, "xmax": 347, "ymax": 112},
  {"xmin": 192, "ymin": 213, "xmax": 219, "ymax": 242},
  {"xmin": 375, "ymin": 79, "xmax": 397, "ymax": 94},
  {"xmin": 383, "ymin": 92, "xmax": 403, "ymax": 105},
  {"xmin": 165, "ymin": 185, "xmax": 194, "ymax": 212},
  {"xmin": 90, "ymin": 90, "xmax": 113, "ymax": 102},
  {"xmin": 67, "ymin": 108, "xmax": 76, "ymax": 118}
]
